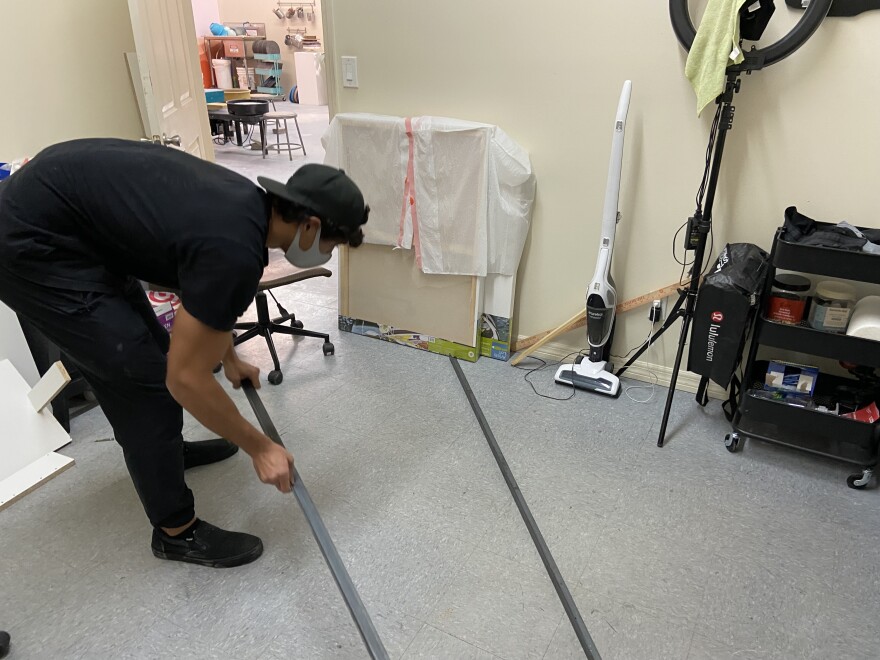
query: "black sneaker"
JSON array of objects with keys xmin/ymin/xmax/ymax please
[
  {"xmin": 183, "ymin": 438, "xmax": 239, "ymax": 470},
  {"xmin": 151, "ymin": 520, "xmax": 263, "ymax": 568}
]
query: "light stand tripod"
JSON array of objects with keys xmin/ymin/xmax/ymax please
[
  {"xmin": 616, "ymin": 68, "xmax": 745, "ymax": 447},
  {"xmin": 647, "ymin": 0, "xmax": 834, "ymax": 447}
]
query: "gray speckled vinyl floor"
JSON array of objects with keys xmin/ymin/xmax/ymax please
[{"xmin": 2, "ymin": 109, "xmax": 880, "ymax": 659}]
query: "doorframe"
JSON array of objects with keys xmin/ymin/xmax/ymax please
[
  {"xmin": 180, "ymin": 0, "xmax": 216, "ymax": 160},
  {"xmin": 320, "ymin": 0, "xmax": 340, "ymax": 120},
  {"xmin": 131, "ymin": 0, "xmax": 215, "ymax": 160}
]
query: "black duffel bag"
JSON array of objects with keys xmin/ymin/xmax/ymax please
[{"xmin": 688, "ymin": 243, "xmax": 770, "ymax": 417}]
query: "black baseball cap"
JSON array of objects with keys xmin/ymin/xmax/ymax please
[{"xmin": 258, "ymin": 164, "xmax": 367, "ymax": 230}]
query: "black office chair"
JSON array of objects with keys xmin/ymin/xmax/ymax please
[{"xmin": 233, "ymin": 252, "xmax": 335, "ymax": 385}]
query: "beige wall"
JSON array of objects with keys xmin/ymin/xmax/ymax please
[
  {"xmin": 217, "ymin": 0, "xmax": 324, "ymax": 92},
  {"xmin": 326, "ymin": 1, "xmax": 880, "ymax": 377},
  {"xmin": 191, "ymin": 0, "xmax": 221, "ymax": 36},
  {"xmin": 0, "ymin": 0, "xmax": 144, "ymax": 159}
]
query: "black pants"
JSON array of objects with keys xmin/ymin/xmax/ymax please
[{"xmin": 0, "ymin": 268, "xmax": 194, "ymax": 529}]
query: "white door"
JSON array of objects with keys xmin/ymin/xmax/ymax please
[{"xmin": 127, "ymin": 0, "xmax": 214, "ymax": 160}]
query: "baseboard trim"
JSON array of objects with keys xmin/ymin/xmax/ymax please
[{"xmin": 519, "ymin": 337, "xmax": 729, "ymax": 401}]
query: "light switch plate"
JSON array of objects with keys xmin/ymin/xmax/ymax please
[{"xmin": 341, "ymin": 56, "xmax": 359, "ymax": 88}]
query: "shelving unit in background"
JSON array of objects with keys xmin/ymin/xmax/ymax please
[
  {"xmin": 727, "ymin": 222, "xmax": 880, "ymax": 490},
  {"xmin": 254, "ymin": 53, "xmax": 283, "ymax": 97},
  {"xmin": 203, "ymin": 35, "xmax": 265, "ymax": 89}
]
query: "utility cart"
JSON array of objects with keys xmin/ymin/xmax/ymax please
[{"xmin": 726, "ymin": 221, "xmax": 880, "ymax": 489}]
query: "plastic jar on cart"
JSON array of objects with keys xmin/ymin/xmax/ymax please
[
  {"xmin": 808, "ymin": 281, "xmax": 856, "ymax": 333},
  {"xmin": 766, "ymin": 274, "xmax": 811, "ymax": 324}
]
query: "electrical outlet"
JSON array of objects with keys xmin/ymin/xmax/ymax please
[{"xmin": 649, "ymin": 299, "xmax": 665, "ymax": 323}]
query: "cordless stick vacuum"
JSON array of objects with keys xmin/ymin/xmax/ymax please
[{"xmin": 555, "ymin": 80, "xmax": 632, "ymax": 398}]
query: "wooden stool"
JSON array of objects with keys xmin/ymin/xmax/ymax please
[{"xmin": 263, "ymin": 111, "xmax": 306, "ymax": 160}]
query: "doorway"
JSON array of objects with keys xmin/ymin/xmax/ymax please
[{"xmin": 189, "ymin": 0, "xmax": 330, "ymax": 182}]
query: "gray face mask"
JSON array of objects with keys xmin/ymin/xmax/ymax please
[{"xmin": 285, "ymin": 224, "xmax": 332, "ymax": 268}]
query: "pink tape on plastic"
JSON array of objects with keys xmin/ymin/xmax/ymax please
[
  {"xmin": 396, "ymin": 200, "xmax": 408, "ymax": 247},
  {"xmin": 397, "ymin": 117, "xmax": 423, "ymax": 269}
]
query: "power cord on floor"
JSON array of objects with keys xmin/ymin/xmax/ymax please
[
  {"xmin": 242, "ymin": 123, "xmax": 255, "ymax": 147},
  {"xmin": 622, "ymin": 366, "xmax": 658, "ymax": 404},
  {"xmin": 213, "ymin": 123, "xmax": 256, "ymax": 147},
  {"xmin": 513, "ymin": 350, "xmax": 588, "ymax": 401},
  {"xmin": 611, "ymin": 319, "xmax": 659, "ymax": 403},
  {"xmin": 611, "ymin": 322, "xmax": 652, "ymax": 362}
]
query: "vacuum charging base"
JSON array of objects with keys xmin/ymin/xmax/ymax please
[{"xmin": 555, "ymin": 359, "xmax": 621, "ymax": 398}]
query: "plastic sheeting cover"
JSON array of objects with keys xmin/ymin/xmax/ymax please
[{"xmin": 323, "ymin": 113, "xmax": 535, "ymax": 277}]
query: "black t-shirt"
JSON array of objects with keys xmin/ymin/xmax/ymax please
[{"xmin": 0, "ymin": 138, "xmax": 269, "ymax": 331}]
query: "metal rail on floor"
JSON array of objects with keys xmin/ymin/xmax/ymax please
[
  {"xmin": 242, "ymin": 381, "xmax": 389, "ymax": 660},
  {"xmin": 449, "ymin": 357, "xmax": 602, "ymax": 660}
]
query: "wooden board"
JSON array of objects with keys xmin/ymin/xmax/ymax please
[
  {"xmin": 510, "ymin": 280, "xmax": 688, "ymax": 365},
  {"xmin": 28, "ymin": 361, "xmax": 71, "ymax": 412},
  {"xmin": 342, "ymin": 243, "xmax": 482, "ymax": 347}
]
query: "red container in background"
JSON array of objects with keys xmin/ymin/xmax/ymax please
[
  {"xmin": 766, "ymin": 274, "xmax": 811, "ymax": 324},
  {"xmin": 198, "ymin": 38, "xmax": 212, "ymax": 89}
]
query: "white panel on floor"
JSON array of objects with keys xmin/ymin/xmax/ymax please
[
  {"xmin": 0, "ymin": 300, "xmax": 39, "ymax": 386},
  {"xmin": 0, "ymin": 359, "xmax": 74, "ymax": 510}
]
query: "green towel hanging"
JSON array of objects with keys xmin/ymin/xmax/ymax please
[{"xmin": 685, "ymin": 0, "xmax": 749, "ymax": 116}]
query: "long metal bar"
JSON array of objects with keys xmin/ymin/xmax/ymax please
[
  {"xmin": 449, "ymin": 358, "xmax": 602, "ymax": 660},
  {"xmin": 241, "ymin": 381, "xmax": 389, "ymax": 660}
]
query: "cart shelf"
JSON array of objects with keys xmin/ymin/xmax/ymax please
[
  {"xmin": 252, "ymin": 53, "xmax": 283, "ymax": 98},
  {"xmin": 737, "ymin": 389, "xmax": 879, "ymax": 466},
  {"xmin": 758, "ymin": 317, "xmax": 880, "ymax": 368},
  {"xmin": 774, "ymin": 222, "xmax": 880, "ymax": 285},
  {"xmin": 729, "ymin": 223, "xmax": 880, "ymax": 489}
]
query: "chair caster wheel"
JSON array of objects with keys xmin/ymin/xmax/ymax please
[
  {"xmin": 268, "ymin": 371, "xmax": 283, "ymax": 385},
  {"xmin": 323, "ymin": 342, "xmax": 335, "ymax": 356},
  {"xmin": 724, "ymin": 433, "xmax": 742, "ymax": 453},
  {"xmin": 847, "ymin": 475, "xmax": 867, "ymax": 490},
  {"xmin": 292, "ymin": 319, "xmax": 304, "ymax": 329},
  {"xmin": 847, "ymin": 469, "xmax": 873, "ymax": 490}
]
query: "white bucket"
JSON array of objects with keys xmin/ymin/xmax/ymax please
[{"xmin": 211, "ymin": 59, "xmax": 233, "ymax": 89}]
